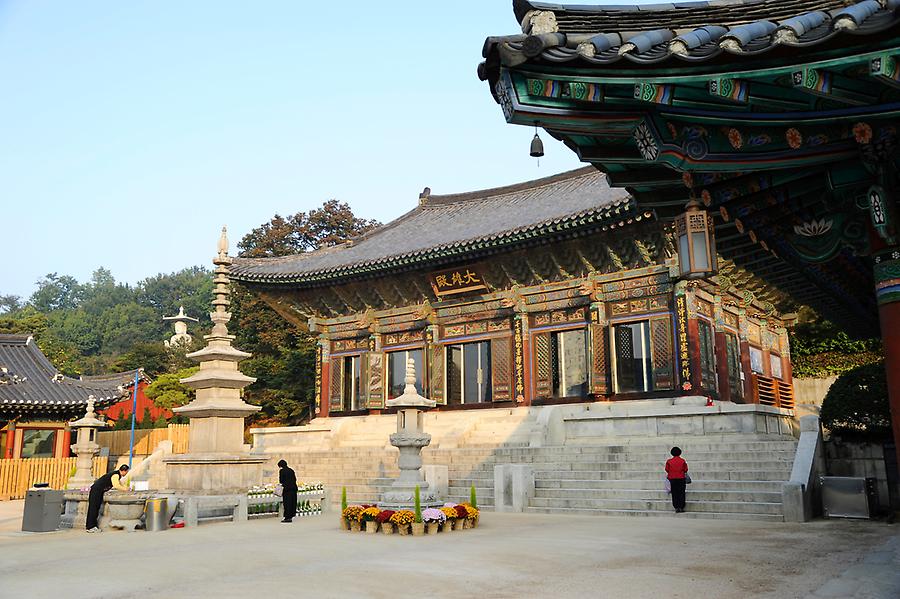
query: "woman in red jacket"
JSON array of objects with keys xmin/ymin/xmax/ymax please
[{"xmin": 665, "ymin": 447, "xmax": 689, "ymax": 513}]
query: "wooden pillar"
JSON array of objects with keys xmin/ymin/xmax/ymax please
[
  {"xmin": 737, "ymin": 307, "xmax": 754, "ymax": 401},
  {"xmin": 875, "ymin": 249, "xmax": 900, "ymax": 469},
  {"xmin": 684, "ymin": 287, "xmax": 703, "ymax": 393},
  {"xmin": 589, "ymin": 302, "xmax": 610, "ymax": 398},
  {"xmin": 61, "ymin": 428, "xmax": 72, "ymax": 458},
  {"xmin": 4, "ymin": 423, "xmax": 14, "ymax": 459},
  {"xmin": 514, "ymin": 312, "xmax": 531, "ymax": 405},
  {"xmin": 674, "ymin": 284, "xmax": 693, "ymax": 393},
  {"xmin": 713, "ymin": 296, "xmax": 731, "ymax": 403},
  {"xmin": 317, "ymin": 338, "xmax": 330, "ymax": 419}
]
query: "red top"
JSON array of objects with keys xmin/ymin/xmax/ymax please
[{"xmin": 665, "ymin": 456, "xmax": 688, "ymax": 480}]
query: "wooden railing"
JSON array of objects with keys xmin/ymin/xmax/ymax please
[
  {"xmin": 96, "ymin": 424, "xmax": 189, "ymax": 456},
  {"xmin": 0, "ymin": 456, "xmax": 108, "ymax": 500},
  {"xmin": 750, "ymin": 374, "xmax": 795, "ymax": 410}
]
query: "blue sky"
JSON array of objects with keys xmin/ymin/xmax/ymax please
[{"xmin": 0, "ymin": 1, "xmax": 623, "ymax": 300}]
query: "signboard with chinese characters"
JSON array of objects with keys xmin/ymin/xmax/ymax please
[
  {"xmin": 675, "ymin": 294, "xmax": 692, "ymax": 391},
  {"xmin": 429, "ymin": 267, "xmax": 488, "ymax": 297}
]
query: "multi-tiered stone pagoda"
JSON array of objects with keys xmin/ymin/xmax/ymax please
[{"xmin": 164, "ymin": 227, "xmax": 264, "ymax": 494}]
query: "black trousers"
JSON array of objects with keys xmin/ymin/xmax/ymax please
[
  {"xmin": 670, "ymin": 479, "xmax": 687, "ymax": 510},
  {"xmin": 282, "ymin": 488, "xmax": 297, "ymax": 519},
  {"xmin": 86, "ymin": 486, "xmax": 105, "ymax": 529}
]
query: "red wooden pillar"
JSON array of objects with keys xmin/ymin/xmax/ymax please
[
  {"xmin": 714, "ymin": 331, "xmax": 731, "ymax": 403},
  {"xmin": 61, "ymin": 428, "xmax": 72, "ymax": 458},
  {"xmin": 874, "ymin": 249, "xmax": 900, "ymax": 468},
  {"xmin": 4, "ymin": 425, "xmax": 14, "ymax": 459},
  {"xmin": 737, "ymin": 308, "xmax": 754, "ymax": 401}
]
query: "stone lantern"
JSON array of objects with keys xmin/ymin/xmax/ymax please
[
  {"xmin": 379, "ymin": 358, "xmax": 442, "ymax": 510},
  {"xmin": 67, "ymin": 395, "xmax": 107, "ymax": 490}
]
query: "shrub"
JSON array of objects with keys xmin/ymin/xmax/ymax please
[
  {"xmin": 414, "ymin": 485, "xmax": 422, "ymax": 523},
  {"xmin": 820, "ymin": 361, "xmax": 891, "ymax": 440},
  {"xmin": 341, "ymin": 487, "xmax": 347, "ymax": 512},
  {"xmin": 470, "ymin": 484, "xmax": 477, "ymax": 509}
]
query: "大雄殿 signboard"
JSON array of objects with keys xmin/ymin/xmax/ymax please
[{"xmin": 429, "ymin": 267, "xmax": 487, "ymax": 297}]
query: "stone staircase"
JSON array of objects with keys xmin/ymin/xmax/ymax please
[{"xmin": 274, "ymin": 435, "xmax": 796, "ymax": 521}]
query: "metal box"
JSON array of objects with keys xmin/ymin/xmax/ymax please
[
  {"xmin": 821, "ymin": 476, "xmax": 878, "ymax": 519},
  {"xmin": 22, "ymin": 488, "xmax": 64, "ymax": 532}
]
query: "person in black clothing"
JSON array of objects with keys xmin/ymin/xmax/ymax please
[
  {"xmin": 278, "ymin": 459, "xmax": 298, "ymax": 523},
  {"xmin": 86, "ymin": 464, "xmax": 130, "ymax": 532}
]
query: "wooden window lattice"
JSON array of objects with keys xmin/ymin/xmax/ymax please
[
  {"xmin": 650, "ymin": 316, "xmax": 674, "ymax": 391},
  {"xmin": 534, "ymin": 332, "xmax": 552, "ymax": 399},
  {"xmin": 491, "ymin": 337, "xmax": 513, "ymax": 402}
]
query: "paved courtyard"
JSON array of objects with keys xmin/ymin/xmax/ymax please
[{"xmin": 1, "ymin": 500, "xmax": 898, "ymax": 599}]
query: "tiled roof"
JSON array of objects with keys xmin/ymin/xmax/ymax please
[
  {"xmin": 230, "ymin": 167, "xmax": 636, "ymax": 286},
  {"xmin": 80, "ymin": 370, "xmax": 152, "ymax": 387},
  {"xmin": 0, "ymin": 335, "xmax": 127, "ymax": 419},
  {"xmin": 480, "ymin": 0, "xmax": 900, "ymax": 68}
]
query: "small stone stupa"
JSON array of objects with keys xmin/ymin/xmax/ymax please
[
  {"xmin": 379, "ymin": 359, "xmax": 442, "ymax": 510},
  {"xmin": 67, "ymin": 395, "xmax": 107, "ymax": 490},
  {"xmin": 163, "ymin": 306, "xmax": 199, "ymax": 347},
  {"xmin": 164, "ymin": 227, "xmax": 265, "ymax": 494}
]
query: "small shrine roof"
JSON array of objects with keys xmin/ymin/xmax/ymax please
[
  {"xmin": 481, "ymin": 0, "xmax": 900, "ymax": 69},
  {"xmin": 0, "ymin": 335, "xmax": 128, "ymax": 419},
  {"xmin": 231, "ymin": 167, "xmax": 636, "ymax": 286}
]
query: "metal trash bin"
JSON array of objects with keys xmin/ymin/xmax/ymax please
[
  {"xmin": 22, "ymin": 487, "xmax": 64, "ymax": 532},
  {"xmin": 144, "ymin": 497, "xmax": 169, "ymax": 531}
]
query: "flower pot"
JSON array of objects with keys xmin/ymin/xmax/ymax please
[
  {"xmin": 340, "ymin": 518, "xmax": 350, "ymax": 531},
  {"xmin": 425, "ymin": 522, "xmax": 439, "ymax": 535},
  {"xmin": 381, "ymin": 523, "xmax": 394, "ymax": 535},
  {"xmin": 469, "ymin": 516, "xmax": 479, "ymax": 528},
  {"xmin": 397, "ymin": 525, "xmax": 410, "ymax": 536},
  {"xmin": 462, "ymin": 518, "xmax": 471, "ymax": 529},
  {"xmin": 453, "ymin": 519, "xmax": 465, "ymax": 531},
  {"xmin": 365, "ymin": 521, "xmax": 378, "ymax": 534},
  {"xmin": 411, "ymin": 522, "xmax": 425, "ymax": 536},
  {"xmin": 350, "ymin": 520, "xmax": 361, "ymax": 532}
]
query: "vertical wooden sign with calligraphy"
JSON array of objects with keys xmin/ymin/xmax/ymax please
[
  {"xmin": 367, "ymin": 335, "xmax": 385, "ymax": 409},
  {"xmin": 314, "ymin": 343, "xmax": 323, "ymax": 414},
  {"xmin": 513, "ymin": 316, "xmax": 526, "ymax": 402},
  {"xmin": 589, "ymin": 302, "xmax": 609, "ymax": 396},
  {"xmin": 675, "ymin": 293, "xmax": 692, "ymax": 391}
]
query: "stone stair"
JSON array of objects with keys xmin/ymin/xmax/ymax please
[{"xmin": 273, "ymin": 435, "xmax": 796, "ymax": 521}]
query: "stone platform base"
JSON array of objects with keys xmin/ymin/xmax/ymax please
[{"xmin": 164, "ymin": 453, "xmax": 266, "ymax": 494}]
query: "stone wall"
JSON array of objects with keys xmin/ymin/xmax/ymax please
[
  {"xmin": 823, "ymin": 440, "xmax": 899, "ymax": 512},
  {"xmin": 792, "ymin": 376, "xmax": 837, "ymax": 408}
]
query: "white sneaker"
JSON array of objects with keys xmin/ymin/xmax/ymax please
[{"xmin": 86, "ymin": 527, "xmax": 102, "ymax": 533}]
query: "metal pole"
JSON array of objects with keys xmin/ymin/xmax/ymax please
[{"xmin": 128, "ymin": 369, "xmax": 139, "ymax": 469}]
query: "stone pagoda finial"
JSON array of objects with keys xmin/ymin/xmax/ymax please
[
  {"xmin": 210, "ymin": 226, "xmax": 234, "ymax": 339},
  {"xmin": 386, "ymin": 358, "xmax": 436, "ymax": 409},
  {"xmin": 85, "ymin": 395, "xmax": 96, "ymax": 419}
]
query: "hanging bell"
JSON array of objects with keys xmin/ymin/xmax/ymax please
[{"xmin": 530, "ymin": 132, "xmax": 544, "ymax": 158}]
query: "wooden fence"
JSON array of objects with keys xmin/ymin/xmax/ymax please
[
  {"xmin": 0, "ymin": 456, "xmax": 109, "ymax": 500},
  {"xmin": 97, "ymin": 424, "xmax": 189, "ymax": 456}
]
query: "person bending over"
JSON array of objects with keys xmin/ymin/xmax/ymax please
[{"xmin": 86, "ymin": 464, "xmax": 130, "ymax": 533}]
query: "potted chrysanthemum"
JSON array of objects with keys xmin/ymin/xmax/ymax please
[
  {"xmin": 453, "ymin": 504, "xmax": 468, "ymax": 530},
  {"xmin": 342, "ymin": 505, "xmax": 363, "ymax": 531},
  {"xmin": 421, "ymin": 507, "xmax": 445, "ymax": 534},
  {"xmin": 439, "ymin": 506, "xmax": 457, "ymax": 532},
  {"xmin": 361, "ymin": 506, "xmax": 380, "ymax": 533},
  {"xmin": 390, "ymin": 510, "xmax": 415, "ymax": 535},
  {"xmin": 376, "ymin": 509, "xmax": 395, "ymax": 535}
]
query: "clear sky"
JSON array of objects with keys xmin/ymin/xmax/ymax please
[{"xmin": 0, "ymin": 1, "xmax": 634, "ymax": 300}]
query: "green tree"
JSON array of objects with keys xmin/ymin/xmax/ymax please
[
  {"xmin": 0, "ymin": 295, "xmax": 22, "ymax": 314},
  {"xmin": 29, "ymin": 273, "xmax": 83, "ymax": 312},
  {"xmin": 145, "ymin": 367, "xmax": 199, "ymax": 410},
  {"xmin": 789, "ymin": 307, "xmax": 882, "ymax": 378},
  {"xmin": 235, "ymin": 200, "xmax": 379, "ymax": 426},
  {"xmin": 820, "ymin": 361, "xmax": 891, "ymax": 440}
]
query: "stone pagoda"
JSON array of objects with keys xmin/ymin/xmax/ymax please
[
  {"xmin": 379, "ymin": 359, "xmax": 442, "ymax": 510},
  {"xmin": 164, "ymin": 227, "xmax": 265, "ymax": 494},
  {"xmin": 163, "ymin": 306, "xmax": 198, "ymax": 348}
]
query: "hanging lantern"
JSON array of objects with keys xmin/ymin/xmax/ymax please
[
  {"xmin": 675, "ymin": 197, "xmax": 717, "ymax": 279},
  {"xmin": 530, "ymin": 123, "xmax": 544, "ymax": 158}
]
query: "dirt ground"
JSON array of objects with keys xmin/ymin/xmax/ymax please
[{"xmin": 0, "ymin": 501, "xmax": 896, "ymax": 599}]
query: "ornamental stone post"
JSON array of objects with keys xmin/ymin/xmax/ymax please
[
  {"xmin": 67, "ymin": 396, "xmax": 106, "ymax": 490},
  {"xmin": 378, "ymin": 359, "xmax": 443, "ymax": 510}
]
